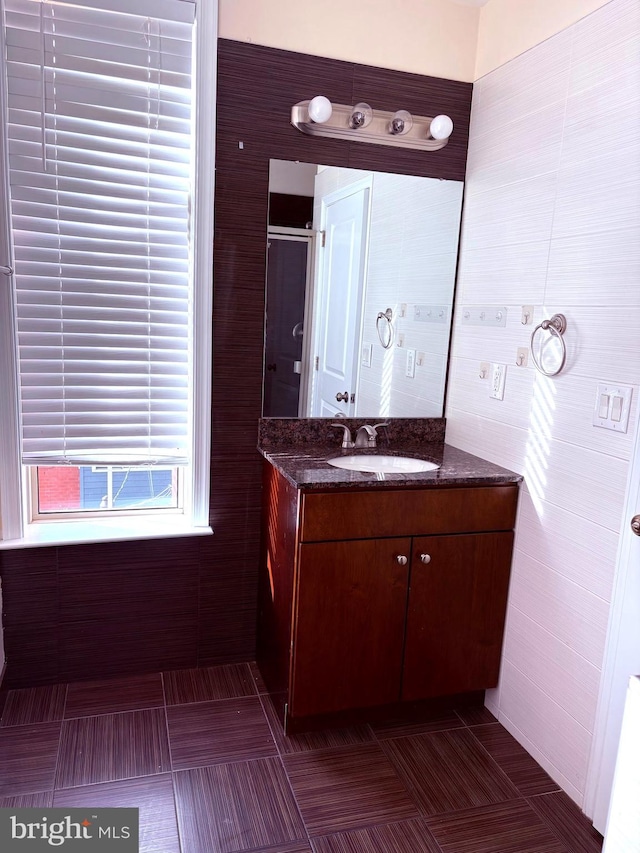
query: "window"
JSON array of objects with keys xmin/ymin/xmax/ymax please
[{"xmin": 0, "ymin": 0, "xmax": 215, "ymax": 546}]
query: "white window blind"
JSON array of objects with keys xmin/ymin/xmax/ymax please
[{"xmin": 3, "ymin": 0, "xmax": 195, "ymax": 466}]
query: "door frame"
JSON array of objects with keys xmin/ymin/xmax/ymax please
[
  {"xmin": 265, "ymin": 226, "xmax": 315, "ymax": 417},
  {"xmin": 585, "ymin": 402, "xmax": 640, "ymax": 831}
]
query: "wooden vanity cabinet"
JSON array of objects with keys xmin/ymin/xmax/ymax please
[{"xmin": 257, "ymin": 462, "xmax": 518, "ymax": 730}]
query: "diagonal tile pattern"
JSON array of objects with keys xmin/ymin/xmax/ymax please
[
  {"xmin": 174, "ymin": 757, "xmax": 306, "ymax": 853},
  {"xmin": 381, "ymin": 728, "xmax": 519, "ymax": 816},
  {"xmin": 0, "ymin": 662, "xmax": 603, "ymax": 853},
  {"xmin": 469, "ymin": 723, "xmax": 560, "ymax": 796}
]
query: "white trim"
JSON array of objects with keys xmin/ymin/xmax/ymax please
[
  {"xmin": 0, "ymin": 518, "xmax": 212, "ymax": 551},
  {"xmin": 0, "ymin": 0, "xmax": 23, "ymax": 541},
  {"xmin": 189, "ymin": 0, "xmax": 216, "ymax": 529},
  {"xmin": 585, "ymin": 406, "xmax": 640, "ymax": 831},
  {"xmin": 0, "ymin": 0, "xmax": 215, "ymax": 543}
]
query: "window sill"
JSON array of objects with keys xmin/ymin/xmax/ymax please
[{"xmin": 0, "ymin": 517, "xmax": 213, "ymax": 550}]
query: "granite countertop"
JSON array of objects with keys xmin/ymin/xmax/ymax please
[{"xmin": 258, "ymin": 442, "xmax": 522, "ymax": 491}]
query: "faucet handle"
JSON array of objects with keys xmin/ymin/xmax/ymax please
[
  {"xmin": 330, "ymin": 423, "xmax": 354, "ymax": 448},
  {"xmin": 370, "ymin": 422, "xmax": 390, "ymax": 435}
]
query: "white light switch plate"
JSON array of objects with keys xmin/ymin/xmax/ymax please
[{"xmin": 593, "ymin": 383, "xmax": 633, "ymax": 432}]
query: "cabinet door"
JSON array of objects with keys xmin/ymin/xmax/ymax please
[
  {"xmin": 291, "ymin": 538, "xmax": 411, "ymax": 718},
  {"xmin": 402, "ymin": 532, "xmax": 514, "ymax": 701}
]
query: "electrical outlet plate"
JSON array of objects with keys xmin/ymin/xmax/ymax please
[
  {"xmin": 490, "ymin": 363, "xmax": 506, "ymax": 400},
  {"xmin": 406, "ymin": 349, "xmax": 416, "ymax": 378},
  {"xmin": 361, "ymin": 342, "xmax": 373, "ymax": 368}
]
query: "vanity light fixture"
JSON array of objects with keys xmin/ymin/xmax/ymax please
[
  {"xmin": 389, "ymin": 109, "xmax": 413, "ymax": 136},
  {"xmin": 291, "ymin": 97, "xmax": 453, "ymax": 151},
  {"xmin": 307, "ymin": 95, "xmax": 333, "ymax": 123},
  {"xmin": 349, "ymin": 102, "xmax": 373, "ymax": 129}
]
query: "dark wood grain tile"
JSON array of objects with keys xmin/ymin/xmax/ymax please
[
  {"xmin": 312, "ymin": 818, "xmax": 442, "ymax": 852},
  {"xmin": 65, "ymin": 673, "xmax": 164, "ymax": 718},
  {"xmin": 0, "ymin": 722, "xmax": 61, "ymax": 796},
  {"xmin": 1, "ymin": 685, "xmax": 67, "ymax": 727},
  {"xmin": 0, "ymin": 548, "xmax": 58, "ymax": 627},
  {"xmin": 0, "ymin": 791, "xmax": 54, "ymax": 808},
  {"xmin": 382, "ymin": 728, "xmax": 519, "ymax": 817},
  {"xmin": 283, "ymin": 743, "xmax": 420, "ymax": 836},
  {"xmin": 249, "ymin": 662, "xmax": 268, "ymax": 694},
  {"xmin": 426, "ymin": 799, "xmax": 566, "ymax": 853},
  {"xmin": 3, "ymin": 623, "xmax": 60, "ymax": 687},
  {"xmin": 54, "ymin": 774, "xmax": 180, "ymax": 853},
  {"xmin": 59, "ymin": 613, "xmax": 198, "ymax": 683},
  {"xmin": 470, "ymin": 724, "xmax": 560, "ymax": 796},
  {"xmin": 455, "ymin": 705, "xmax": 498, "ymax": 726},
  {"xmin": 174, "ymin": 757, "xmax": 306, "ymax": 853},
  {"xmin": 260, "ymin": 693, "xmax": 373, "ymax": 755},
  {"xmin": 198, "ymin": 607, "xmax": 258, "ymax": 667},
  {"xmin": 163, "ymin": 663, "xmax": 256, "ymax": 705},
  {"xmin": 57, "ymin": 538, "xmax": 200, "ymax": 622},
  {"xmin": 370, "ymin": 708, "xmax": 464, "ymax": 740},
  {"xmin": 55, "ymin": 708, "xmax": 170, "ymax": 789},
  {"xmin": 167, "ymin": 696, "xmax": 277, "ymax": 770},
  {"xmin": 528, "ymin": 792, "xmax": 603, "ymax": 853}
]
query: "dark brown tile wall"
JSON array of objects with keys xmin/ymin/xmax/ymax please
[{"xmin": 0, "ymin": 39, "xmax": 472, "ymax": 689}]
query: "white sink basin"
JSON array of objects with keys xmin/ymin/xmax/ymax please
[{"xmin": 327, "ymin": 454, "xmax": 439, "ymax": 474}]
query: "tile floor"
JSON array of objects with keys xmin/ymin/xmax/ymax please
[{"xmin": 0, "ymin": 662, "xmax": 604, "ymax": 853}]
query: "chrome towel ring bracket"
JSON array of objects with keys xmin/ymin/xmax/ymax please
[
  {"xmin": 530, "ymin": 313, "xmax": 567, "ymax": 377},
  {"xmin": 376, "ymin": 308, "xmax": 394, "ymax": 349}
]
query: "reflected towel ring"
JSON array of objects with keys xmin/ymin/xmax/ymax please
[
  {"xmin": 530, "ymin": 313, "xmax": 567, "ymax": 377},
  {"xmin": 376, "ymin": 308, "xmax": 394, "ymax": 349}
]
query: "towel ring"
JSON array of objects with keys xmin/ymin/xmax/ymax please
[
  {"xmin": 376, "ymin": 308, "xmax": 394, "ymax": 349},
  {"xmin": 530, "ymin": 313, "xmax": 567, "ymax": 377}
]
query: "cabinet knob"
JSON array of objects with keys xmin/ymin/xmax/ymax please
[
  {"xmin": 420, "ymin": 553, "xmax": 431, "ymax": 564},
  {"xmin": 396, "ymin": 555, "xmax": 408, "ymax": 565}
]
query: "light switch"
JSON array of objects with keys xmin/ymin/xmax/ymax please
[
  {"xmin": 593, "ymin": 383, "xmax": 633, "ymax": 433},
  {"xmin": 598, "ymin": 393, "xmax": 610, "ymax": 419},
  {"xmin": 611, "ymin": 396, "xmax": 623, "ymax": 422}
]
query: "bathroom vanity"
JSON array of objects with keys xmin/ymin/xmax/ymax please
[{"xmin": 257, "ymin": 422, "xmax": 521, "ymax": 733}]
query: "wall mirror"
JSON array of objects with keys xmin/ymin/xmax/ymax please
[{"xmin": 262, "ymin": 159, "xmax": 463, "ymax": 419}]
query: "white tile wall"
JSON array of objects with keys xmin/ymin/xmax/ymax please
[{"xmin": 447, "ymin": 0, "xmax": 640, "ymax": 810}]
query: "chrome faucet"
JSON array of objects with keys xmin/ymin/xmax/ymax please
[
  {"xmin": 354, "ymin": 422, "xmax": 389, "ymax": 448},
  {"xmin": 331, "ymin": 422, "xmax": 389, "ymax": 449}
]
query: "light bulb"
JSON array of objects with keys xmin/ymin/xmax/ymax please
[
  {"xmin": 349, "ymin": 102, "xmax": 372, "ymax": 129},
  {"xmin": 429, "ymin": 114, "xmax": 453, "ymax": 141},
  {"xmin": 308, "ymin": 95, "xmax": 332, "ymax": 124},
  {"xmin": 389, "ymin": 109, "xmax": 412, "ymax": 136}
]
